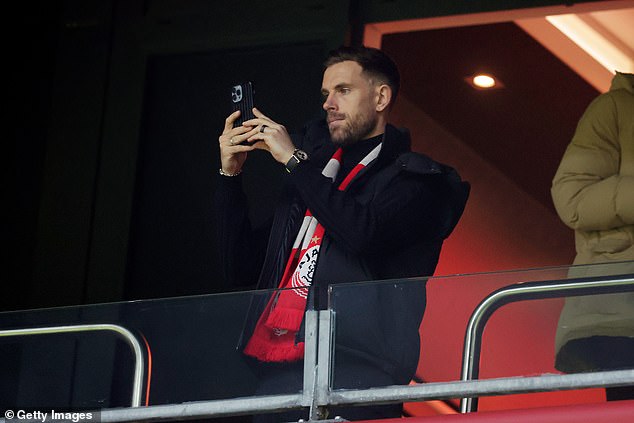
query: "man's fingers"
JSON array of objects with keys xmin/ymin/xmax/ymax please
[
  {"xmin": 243, "ymin": 108, "xmax": 280, "ymax": 130},
  {"xmin": 219, "ymin": 124, "xmax": 254, "ymax": 145},
  {"xmin": 232, "ymin": 126, "xmax": 261, "ymax": 145},
  {"xmin": 251, "ymin": 138, "xmax": 270, "ymax": 152},
  {"xmin": 221, "ymin": 137, "xmax": 257, "ymax": 151},
  {"xmin": 252, "ymin": 107, "xmax": 268, "ymax": 120},
  {"xmin": 228, "ymin": 143, "xmax": 256, "ymax": 152},
  {"xmin": 223, "ymin": 110, "xmax": 242, "ymax": 133}
]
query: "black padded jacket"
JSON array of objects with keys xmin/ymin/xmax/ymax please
[{"xmin": 214, "ymin": 119, "xmax": 469, "ymax": 383}]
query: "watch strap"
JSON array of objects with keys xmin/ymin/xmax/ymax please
[{"xmin": 285, "ymin": 149, "xmax": 308, "ymax": 173}]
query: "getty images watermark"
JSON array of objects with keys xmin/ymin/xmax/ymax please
[{"xmin": 3, "ymin": 409, "xmax": 100, "ymax": 423}]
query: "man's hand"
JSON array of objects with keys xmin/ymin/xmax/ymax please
[
  {"xmin": 244, "ymin": 108, "xmax": 296, "ymax": 165},
  {"xmin": 218, "ymin": 110, "xmax": 258, "ymax": 175}
]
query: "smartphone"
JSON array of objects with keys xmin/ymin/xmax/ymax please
[{"xmin": 230, "ymin": 81, "xmax": 256, "ymax": 128}]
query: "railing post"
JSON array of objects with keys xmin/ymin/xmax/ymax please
[
  {"xmin": 305, "ymin": 309, "xmax": 334, "ymax": 421},
  {"xmin": 303, "ymin": 310, "xmax": 318, "ymax": 409}
]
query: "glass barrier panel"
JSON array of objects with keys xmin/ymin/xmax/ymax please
[
  {"xmin": 0, "ymin": 287, "xmax": 310, "ymax": 413},
  {"xmin": 328, "ymin": 277, "xmax": 428, "ymax": 392},
  {"xmin": 328, "ymin": 261, "xmax": 634, "ymax": 410}
]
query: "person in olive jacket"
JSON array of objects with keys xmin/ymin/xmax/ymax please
[{"xmin": 551, "ymin": 71, "xmax": 634, "ymax": 400}]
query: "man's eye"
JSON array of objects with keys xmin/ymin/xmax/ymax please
[{"xmin": 339, "ymin": 88, "xmax": 350, "ymax": 94}]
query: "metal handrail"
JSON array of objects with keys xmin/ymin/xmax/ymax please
[
  {"xmin": 3, "ymin": 275, "xmax": 634, "ymax": 421},
  {"xmin": 0, "ymin": 324, "xmax": 146, "ymax": 407},
  {"xmin": 99, "ymin": 393, "xmax": 305, "ymax": 422},
  {"xmin": 460, "ymin": 274, "xmax": 634, "ymax": 413},
  {"xmin": 324, "ymin": 369, "xmax": 634, "ymax": 407},
  {"xmin": 47, "ymin": 369, "xmax": 631, "ymax": 422}
]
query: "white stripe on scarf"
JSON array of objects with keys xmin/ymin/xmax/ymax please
[{"xmin": 290, "ymin": 143, "xmax": 382, "ymax": 252}]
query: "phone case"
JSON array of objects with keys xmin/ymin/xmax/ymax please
[{"xmin": 230, "ymin": 82, "xmax": 255, "ymax": 127}]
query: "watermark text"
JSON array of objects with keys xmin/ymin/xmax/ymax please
[{"xmin": 4, "ymin": 409, "xmax": 100, "ymax": 423}]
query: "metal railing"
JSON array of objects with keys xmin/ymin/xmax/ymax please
[
  {"xmin": 90, "ymin": 369, "xmax": 634, "ymax": 422},
  {"xmin": 460, "ymin": 274, "xmax": 634, "ymax": 413},
  {"xmin": 2, "ymin": 273, "xmax": 634, "ymax": 422},
  {"xmin": 0, "ymin": 324, "xmax": 146, "ymax": 407}
]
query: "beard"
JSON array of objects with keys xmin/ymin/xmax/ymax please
[{"xmin": 327, "ymin": 108, "xmax": 378, "ymax": 146}]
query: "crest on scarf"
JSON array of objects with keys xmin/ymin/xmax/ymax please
[{"xmin": 291, "ymin": 245, "xmax": 319, "ymax": 298}]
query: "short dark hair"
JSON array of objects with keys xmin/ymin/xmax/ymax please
[{"xmin": 324, "ymin": 46, "xmax": 400, "ymax": 104}]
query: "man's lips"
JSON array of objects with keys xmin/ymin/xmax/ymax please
[{"xmin": 327, "ymin": 114, "xmax": 346, "ymax": 125}]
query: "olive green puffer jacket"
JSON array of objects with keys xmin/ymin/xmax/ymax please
[{"xmin": 551, "ymin": 71, "xmax": 634, "ymax": 357}]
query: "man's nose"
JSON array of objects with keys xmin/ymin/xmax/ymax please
[{"xmin": 322, "ymin": 93, "xmax": 336, "ymax": 111}]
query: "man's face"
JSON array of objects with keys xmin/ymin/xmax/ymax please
[{"xmin": 321, "ymin": 61, "xmax": 381, "ymax": 146}]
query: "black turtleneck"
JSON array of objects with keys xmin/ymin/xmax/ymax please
[{"xmin": 334, "ymin": 134, "xmax": 383, "ymax": 186}]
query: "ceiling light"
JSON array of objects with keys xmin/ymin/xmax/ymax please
[
  {"xmin": 465, "ymin": 73, "xmax": 504, "ymax": 90},
  {"xmin": 473, "ymin": 74, "xmax": 496, "ymax": 88}
]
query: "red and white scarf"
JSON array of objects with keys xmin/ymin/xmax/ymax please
[{"xmin": 243, "ymin": 143, "xmax": 383, "ymax": 362}]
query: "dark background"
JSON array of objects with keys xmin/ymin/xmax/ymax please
[
  {"xmin": 6, "ymin": 0, "xmax": 611, "ymax": 415},
  {"xmin": 125, "ymin": 43, "xmax": 324, "ymax": 299}
]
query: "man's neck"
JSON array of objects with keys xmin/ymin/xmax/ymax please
[
  {"xmin": 366, "ymin": 120, "xmax": 387, "ymax": 140},
  {"xmin": 341, "ymin": 134, "xmax": 383, "ymax": 160}
]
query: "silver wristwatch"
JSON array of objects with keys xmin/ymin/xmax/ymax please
[{"xmin": 285, "ymin": 149, "xmax": 309, "ymax": 173}]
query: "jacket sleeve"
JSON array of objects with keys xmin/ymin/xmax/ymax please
[
  {"xmin": 551, "ymin": 94, "xmax": 634, "ymax": 231},
  {"xmin": 287, "ymin": 160, "xmax": 449, "ymax": 256},
  {"xmin": 213, "ymin": 175, "xmax": 269, "ymax": 287}
]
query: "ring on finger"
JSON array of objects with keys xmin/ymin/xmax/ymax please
[
  {"xmin": 260, "ymin": 125, "xmax": 267, "ymax": 133},
  {"xmin": 230, "ymin": 138, "xmax": 235, "ymax": 146}
]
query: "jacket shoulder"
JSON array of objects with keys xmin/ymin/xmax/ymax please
[
  {"xmin": 396, "ymin": 152, "xmax": 443, "ymax": 175},
  {"xmin": 393, "ymin": 152, "xmax": 470, "ymax": 240}
]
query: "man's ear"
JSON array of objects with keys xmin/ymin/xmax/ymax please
[{"xmin": 376, "ymin": 84, "xmax": 392, "ymax": 112}]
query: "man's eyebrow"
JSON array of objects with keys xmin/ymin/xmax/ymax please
[{"xmin": 322, "ymin": 83, "xmax": 352, "ymax": 93}]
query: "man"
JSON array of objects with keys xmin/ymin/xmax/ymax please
[
  {"xmin": 215, "ymin": 46, "xmax": 469, "ymax": 421},
  {"xmin": 551, "ymin": 71, "xmax": 634, "ymax": 401}
]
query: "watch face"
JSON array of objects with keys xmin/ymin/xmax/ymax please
[{"xmin": 295, "ymin": 150, "xmax": 308, "ymax": 160}]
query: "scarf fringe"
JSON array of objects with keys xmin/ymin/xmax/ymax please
[
  {"xmin": 265, "ymin": 306, "xmax": 305, "ymax": 331},
  {"xmin": 244, "ymin": 337, "xmax": 305, "ymax": 362}
]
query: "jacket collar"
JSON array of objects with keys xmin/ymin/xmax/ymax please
[{"xmin": 305, "ymin": 120, "xmax": 411, "ymax": 169}]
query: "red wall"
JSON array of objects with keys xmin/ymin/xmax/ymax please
[
  {"xmin": 392, "ymin": 95, "xmax": 575, "ymax": 275},
  {"xmin": 391, "ymin": 97, "xmax": 604, "ymax": 412}
]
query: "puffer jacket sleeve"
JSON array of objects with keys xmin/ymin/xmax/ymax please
[{"xmin": 551, "ymin": 93, "xmax": 634, "ymax": 231}]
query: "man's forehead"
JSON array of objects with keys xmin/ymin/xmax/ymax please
[{"xmin": 322, "ymin": 61, "xmax": 365, "ymax": 88}]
